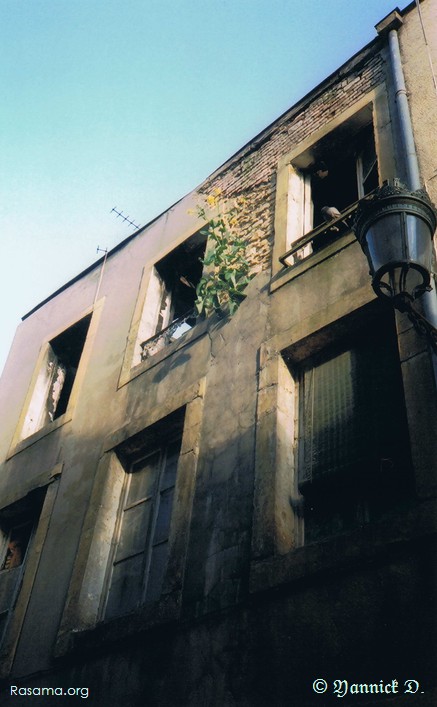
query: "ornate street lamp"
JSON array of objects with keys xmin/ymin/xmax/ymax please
[{"xmin": 354, "ymin": 180, "xmax": 437, "ymax": 350}]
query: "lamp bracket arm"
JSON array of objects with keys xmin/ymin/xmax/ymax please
[{"xmin": 405, "ymin": 302, "xmax": 437, "ymax": 354}]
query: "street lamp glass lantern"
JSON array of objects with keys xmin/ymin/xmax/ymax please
[{"xmin": 354, "ymin": 182, "xmax": 437, "ymax": 311}]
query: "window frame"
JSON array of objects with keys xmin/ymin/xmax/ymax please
[
  {"xmin": 272, "ymin": 88, "xmax": 395, "ymax": 280},
  {"xmin": 119, "ymin": 219, "xmax": 209, "ymax": 386},
  {"xmin": 102, "ymin": 428, "xmax": 184, "ymax": 620},
  {"xmin": 290, "ymin": 319, "xmax": 412, "ymax": 544},
  {"xmin": 252, "ymin": 302, "xmax": 411, "ymax": 560},
  {"xmin": 19, "ymin": 313, "xmax": 92, "ymax": 440},
  {"xmin": 283, "ymin": 112, "xmax": 378, "ymax": 265},
  {"xmin": 55, "ymin": 384, "xmax": 205, "ymax": 653},
  {"xmin": 9, "ymin": 302, "xmax": 102, "ymax": 456},
  {"xmin": 0, "ymin": 513, "xmax": 36, "ymax": 646},
  {"xmin": 137, "ymin": 231, "xmax": 207, "ymax": 362}
]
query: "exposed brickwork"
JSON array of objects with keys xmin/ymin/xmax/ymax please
[
  {"xmin": 221, "ymin": 181, "xmax": 276, "ymax": 274},
  {"xmin": 200, "ymin": 49, "xmax": 386, "ymax": 274}
]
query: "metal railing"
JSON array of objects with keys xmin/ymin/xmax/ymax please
[
  {"xmin": 278, "ymin": 198, "xmax": 364, "ymax": 268},
  {"xmin": 140, "ymin": 308, "xmax": 198, "ymax": 361}
]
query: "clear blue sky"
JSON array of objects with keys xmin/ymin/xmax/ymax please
[{"xmin": 1, "ymin": 0, "xmax": 403, "ymax": 375}]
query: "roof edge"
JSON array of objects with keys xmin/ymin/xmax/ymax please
[{"xmin": 23, "ymin": 1, "xmax": 417, "ymax": 320}]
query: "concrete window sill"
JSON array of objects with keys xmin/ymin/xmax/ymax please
[
  {"xmin": 250, "ymin": 500, "xmax": 437, "ymax": 595},
  {"xmin": 55, "ymin": 592, "xmax": 180, "ymax": 658}
]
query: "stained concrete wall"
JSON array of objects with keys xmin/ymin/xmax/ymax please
[{"xmin": 0, "ymin": 2, "xmax": 436, "ymax": 705}]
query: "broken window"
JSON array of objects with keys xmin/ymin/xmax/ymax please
[
  {"xmin": 0, "ymin": 491, "xmax": 43, "ymax": 645},
  {"xmin": 0, "ymin": 522, "xmax": 33, "ymax": 571},
  {"xmin": 137, "ymin": 231, "xmax": 206, "ymax": 361},
  {"xmin": 286, "ymin": 311, "xmax": 412, "ymax": 544},
  {"xmin": 22, "ymin": 314, "xmax": 91, "ymax": 438},
  {"xmin": 283, "ymin": 106, "xmax": 379, "ymax": 262},
  {"xmin": 309, "ymin": 124, "xmax": 378, "ymax": 246},
  {"xmin": 103, "ymin": 409, "xmax": 185, "ymax": 620}
]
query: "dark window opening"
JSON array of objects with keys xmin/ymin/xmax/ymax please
[
  {"xmin": 0, "ymin": 522, "xmax": 33, "ymax": 571},
  {"xmin": 0, "ymin": 491, "xmax": 44, "ymax": 572},
  {"xmin": 155, "ymin": 233, "xmax": 206, "ymax": 332},
  {"xmin": 288, "ymin": 311, "xmax": 412, "ymax": 544},
  {"xmin": 47, "ymin": 313, "xmax": 91, "ymax": 421},
  {"xmin": 23, "ymin": 312, "xmax": 92, "ymax": 437},
  {"xmin": 139, "ymin": 232, "xmax": 207, "ymax": 360},
  {"xmin": 310, "ymin": 124, "xmax": 378, "ymax": 230},
  {"xmin": 279, "ymin": 115, "xmax": 379, "ymax": 268},
  {"xmin": 311, "ymin": 157, "xmax": 358, "ymax": 229}
]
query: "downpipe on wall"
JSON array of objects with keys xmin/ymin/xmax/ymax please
[{"xmin": 387, "ymin": 24, "xmax": 437, "ymax": 382}]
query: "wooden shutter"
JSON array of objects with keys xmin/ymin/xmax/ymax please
[
  {"xmin": 356, "ymin": 126, "xmax": 378, "ymax": 198},
  {"xmin": 287, "ymin": 165, "xmax": 312, "ymax": 240}
]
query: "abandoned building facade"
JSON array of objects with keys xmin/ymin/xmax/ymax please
[{"xmin": 0, "ymin": 2, "xmax": 436, "ymax": 704}]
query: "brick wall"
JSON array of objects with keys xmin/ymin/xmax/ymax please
[{"xmin": 200, "ymin": 47, "xmax": 385, "ymax": 273}]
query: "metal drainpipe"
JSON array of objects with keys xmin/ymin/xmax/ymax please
[
  {"xmin": 387, "ymin": 24, "xmax": 437, "ymax": 380},
  {"xmin": 388, "ymin": 28, "xmax": 421, "ymax": 190}
]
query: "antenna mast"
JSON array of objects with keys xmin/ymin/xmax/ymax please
[{"xmin": 111, "ymin": 207, "xmax": 141, "ymax": 230}]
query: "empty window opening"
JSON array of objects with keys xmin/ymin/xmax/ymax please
[
  {"xmin": 309, "ymin": 124, "xmax": 378, "ymax": 231},
  {"xmin": 48, "ymin": 314, "xmax": 91, "ymax": 420},
  {"xmin": 22, "ymin": 314, "xmax": 91, "ymax": 438},
  {"xmin": 137, "ymin": 231, "xmax": 206, "ymax": 361},
  {"xmin": 283, "ymin": 106, "xmax": 379, "ymax": 262},
  {"xmin": 155, "ymin": 233, "xmax": 206, "ymax": 331},
  {"xmin": 103, "ymin": 408, "xmax": 185, "ymax": 620},
  {"xmin": 285, "ymin": 312, "xmax": 412, "ymax": 544}
]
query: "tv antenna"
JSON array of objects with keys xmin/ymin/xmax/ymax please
[{"xmin": 111, "ymin": 207, "xmax": 141, "ymax": 230}]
